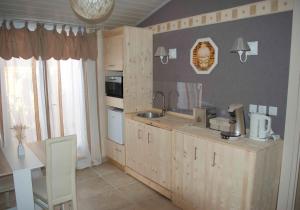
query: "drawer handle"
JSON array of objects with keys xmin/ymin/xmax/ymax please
[
  {"xmin": 108, "ymin": 64, "xmax": 115, "ymax": 67},
  {"xmin": 194, "ymin": 147, "xmax": 197, "ymax": 160},
  {"xmin": 212, "ymin": 152, "xmax": 216, "ymax": 167},
  {"xmin": 147, "ymin": 132, "xmax": 150, "ymax": 144}
]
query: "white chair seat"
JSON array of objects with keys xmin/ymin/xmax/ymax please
[{"xmin": 32, "ymin": 176, "xmax": 47, "ymax": 203}]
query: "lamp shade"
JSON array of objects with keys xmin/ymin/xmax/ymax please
[
  {"xmin": 70, "ymin": 0, "xmax": 114, "ymax": 23},
  {"xmin": 230, "ymin": 37, "xmax": 250, "ymax": 52},
  {"xmin": 155, "ymin": 46, "xmax": 168, "ymax": 57}
]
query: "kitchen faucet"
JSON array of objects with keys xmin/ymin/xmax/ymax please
[{"xmin": 153, "ymin": 91, "xmax": 166, "ymax": 116}]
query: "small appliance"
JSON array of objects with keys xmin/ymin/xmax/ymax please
[
  {"xmin": 105, "ymin": 76, "xmax": 123, "ymax": 98},
  {"xmin": 107, "ymin": 108, "xmax": 124, "ymax": 144},
  {"xmin": 249, "ymin": 113, "xmax": 272, "ymax": 141},
  {"xmin": 221, "ymin": 104, "xmax": 246, "ymax": 139}
]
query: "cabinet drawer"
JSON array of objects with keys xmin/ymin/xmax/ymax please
[{"xmin": 106, "ymin": 139, "xmax": 125, "ymax": 166}]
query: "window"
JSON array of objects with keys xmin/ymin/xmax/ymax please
[{"xmin": 0, "ymin": 57, "xmax": 90, "ymax": 162}]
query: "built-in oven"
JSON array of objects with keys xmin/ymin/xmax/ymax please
[{"xmin": 105, "ymin": 76, "xmax": 123, "ymax": 98}]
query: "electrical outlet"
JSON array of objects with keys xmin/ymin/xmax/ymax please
[
  {"xmin": 269, "ymin": 106, "xmax": 278, "ymax": 116},
  {"xmin": 249, "ymin": 104, "xmax": 257, "ymax": 113},
  {"xmin": 258, "ymin": 105, "xmax": 267, "ymax": 114},
  {"xmin": 246, "ymin": 41, "xmax": 258, "ymax": 56},
  {"xmin": 169, "ymin": 48, "xmax": 177, "ymax": 59}
]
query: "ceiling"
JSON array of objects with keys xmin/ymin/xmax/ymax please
[{"xmin": 0, "ymin": 0, "xmax": 170, "ymax": 29}]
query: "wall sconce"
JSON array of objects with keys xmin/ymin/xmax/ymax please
[
  {"xmin": 155, "ymin": 46, "xmax": 169, "ymax": 64},
  {"xmin": 230, "ymin": 37, "xmax": 251, "ymax": 63}
]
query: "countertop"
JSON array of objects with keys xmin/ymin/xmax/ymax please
[
  {"xmin": 175, "ymin": 125, "xmax": 283, "ymax": 153},
  {"xmin": 126, "ymin": 111, "xmax": 195, "ymax": 131},
  {"xmin": 126, "ymin": 110, "xmax": 283, "ymax": 153}
]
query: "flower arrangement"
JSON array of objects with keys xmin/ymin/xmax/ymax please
[{"xmin": 11, "ymin": 123, "xmax": 27, "ymax": 144}]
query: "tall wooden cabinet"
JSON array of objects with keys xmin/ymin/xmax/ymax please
[
  {"xmin": 125, "ymin": 119, "xmax": 172, "ymax": 193},
  {"xmin": 103, "ymin": 26, "xmax": 153, "ymax": 166},
  {"xmin": 103, "ymin": 30, "xmax": 124, "ymax": 71},
  {"xmin": 172, "ymin": 130, "xmax": 283, "ymax": 210}
]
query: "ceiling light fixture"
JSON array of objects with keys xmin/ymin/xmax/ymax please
[{"xmin": 69, "ymin": 0, "xmax": 115, "ymax": 23}]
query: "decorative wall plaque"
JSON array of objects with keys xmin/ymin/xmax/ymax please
[{"xmin": 190, "ymin": 37, "xmax": 218, "ymax": 74}]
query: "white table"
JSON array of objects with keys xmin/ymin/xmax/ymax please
[{"xmin": 1, "ymin": 140, "xmax": 44, "ymax": 210}]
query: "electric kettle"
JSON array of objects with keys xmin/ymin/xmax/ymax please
[{"xmin": 249, "ymin": 113, "xmax": 272, "ymax": 140}]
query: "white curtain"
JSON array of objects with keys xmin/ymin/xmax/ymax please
[
  {"xmin": 0, "ymin": 57, "xmax": 92, "ymax": 168},
  {"xmin": 59, "ymin": 59, "xmax": 91, "ymax": 163},
  {"xmin": 0, "ymin": 58, "xmax": 39, "ymax": 143}
]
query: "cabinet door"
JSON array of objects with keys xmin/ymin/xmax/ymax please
[
  {"xmin": 205, "ymin": 143, "xmax": 251, "ymax": 210},
  {"xmin": 147, "ymin": 125, "xmax": 172, "ymax": 189},
  {"xmin": 106, "ymin": 139, "xmax": 125, "ymax": 166},
  {"xmin": 172, "ymin": 131, "xmax": 209, "ymax": 210},
  {"xmin": 104, "ymin": 34, "xmax": 124, "ymax": 71},
  {"xmin": 125, "ymin": 119, "xmax": 140, "ymax": 171},
  {"xmin": 125, "ymin": 119, "xmax": 148, "ymax": 176}
]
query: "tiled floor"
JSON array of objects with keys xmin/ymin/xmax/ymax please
[{"xmin": 0, "ymin": 162, "xmax": 181, "ymax": 210}]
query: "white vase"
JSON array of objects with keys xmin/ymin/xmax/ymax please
[{"xmin": 17, "ymin": 142, "xmax": 25, "ymax": 159}]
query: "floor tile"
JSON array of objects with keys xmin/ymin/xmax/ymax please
[
  {"xmin": 117, "ymin": 181, "xmax": 161, "ymax": 204},
  {"xmin": 77, "ymin": 176, "xmax": 114, "ymax": 199},
  {"xmin": 100, "ymin": 170, "xmax": 137, "ymax": 188},
  {"xmin": 76, "ymin": 167, "xmax": 99, "ymax": 183},
  {"xmin": 78, "ymin": 190, "xmax": 135, "ymax": 210},
  {"xmin": 93, "ymin": 162, "xmax": 122, "ymax": 176}
]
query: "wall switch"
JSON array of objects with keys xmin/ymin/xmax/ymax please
[
  {"xmin": 246, "ymin": 41, "xmax": 258, "ymax": 56},
  {"xmin": 258, "ymin": 105, "xmax": 267, "ymax": 114},
  {"xmin": 169, "ymin": 48, "xmax": 177, "ymax": 59},
  {"xmin": 249, "ymin": 104, "xmax": 257, "ymax": 113},
  {"xmin": 269, "ymin": 106, "xmax": 278, "ymax": 116}
]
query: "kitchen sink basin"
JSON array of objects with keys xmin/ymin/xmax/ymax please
[{"xmin": 136, "ymin": 111, "xmax": 164, "ymax": 119}]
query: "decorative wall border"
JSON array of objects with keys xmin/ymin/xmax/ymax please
[{"xmin": 147, "ymin": 0, "xmax": 294, "ymax": 34}]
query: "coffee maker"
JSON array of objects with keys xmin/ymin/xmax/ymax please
[{"xmin": 221, "ymin": 104, "xmax": 246, "ymax": 139}]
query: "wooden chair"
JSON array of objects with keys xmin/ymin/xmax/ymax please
[{"xmin": 32, "ymin": 135, "xmax": 77, "ymax": 210}]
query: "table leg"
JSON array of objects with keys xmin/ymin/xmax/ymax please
[{"xmin": 13, "ymin": 169, "xmax": 35, "ymax": 210}]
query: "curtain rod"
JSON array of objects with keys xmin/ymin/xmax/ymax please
[
  {"xmin": 1, "ymin": 18, "xmax": 88, "ymax": 28},
  {"xmin": 0, "ymin": 18, "xmax": 105, "ymax": 31}
]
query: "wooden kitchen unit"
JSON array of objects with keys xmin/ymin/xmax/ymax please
[
  {"xmin": 172, "ymin": 126, "xmax": 283, "ymax": 210},
  {"xmin": 103, "ymin": 26, "xmax": 153, "ymax": 167},
  {"xmin": 124, "ymin": 113, "xmax": 283, "ymax": 210}
]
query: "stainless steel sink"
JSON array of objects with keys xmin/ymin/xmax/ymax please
[{"xmin": 136, "ymin": 111, "xmax": 163, "ymax": 119}]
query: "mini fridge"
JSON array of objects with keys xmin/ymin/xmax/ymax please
[{"xmin": 107, "ymin": 108, "xmax": 124, "ymax": 145}]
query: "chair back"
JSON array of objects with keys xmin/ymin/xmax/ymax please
[{"xmin": 45, "ymin": 135, "xmax": 77, "ymax": 205}]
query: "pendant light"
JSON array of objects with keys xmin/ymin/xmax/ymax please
[{"xmin": 69, "ymin": 0, "xmax": 115, "ymax": 23}]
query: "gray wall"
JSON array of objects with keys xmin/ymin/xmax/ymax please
[{"xmin": 139, "ymin": 1, "xmax": 292, "ymax": 137}]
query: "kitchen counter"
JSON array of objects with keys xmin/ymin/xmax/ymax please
[
  {"xmin": 175, "ymin": 125, "xmax": 283, "ymax": 153},
  {"xmin": 125, "ymin": 111, "xmax": 195, "ymax": 131},
  {"xmin": 126, "ymin": 110, "xmax": 283, "ymax": 153}
]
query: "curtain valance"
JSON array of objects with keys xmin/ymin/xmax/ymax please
[{"xmin": 0, "ymin": 22, "xmax": 97, "ymax": 60}]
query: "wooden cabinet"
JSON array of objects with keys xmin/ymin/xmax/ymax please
[
  {"xmin": 103, "ymin": 28, "xmax": 124, "ymax": 71},
  {"xmin": 125, "ymin": 119, "xmax": 172, "ymax": 190},
  {"xmin": 106, "ymin": 139, "xmax": 125, "ymax": 166},
  {"xmin": 172, "ymin": 130, "xmax": 283, "ymax": 210},
  {"xmin": 101, "ymin": 26, "xmax": 153, "ymax": 166},
  {"xmin": 103, "ymin": 26, "xmax": 153, "ymax": 113}
]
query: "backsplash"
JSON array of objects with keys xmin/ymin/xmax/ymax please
[{"xmin": 148, "ymin": 11, "xmax": 292, "ymax": 137}]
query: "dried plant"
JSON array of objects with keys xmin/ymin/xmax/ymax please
[{"xmin": 11, "ymin": 123, "xmax": 27, "ymax": 144}]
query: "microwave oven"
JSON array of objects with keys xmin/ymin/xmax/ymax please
[{"xmin": 105, "ymin": 76, "xmax": 123, "ymax": 98}]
